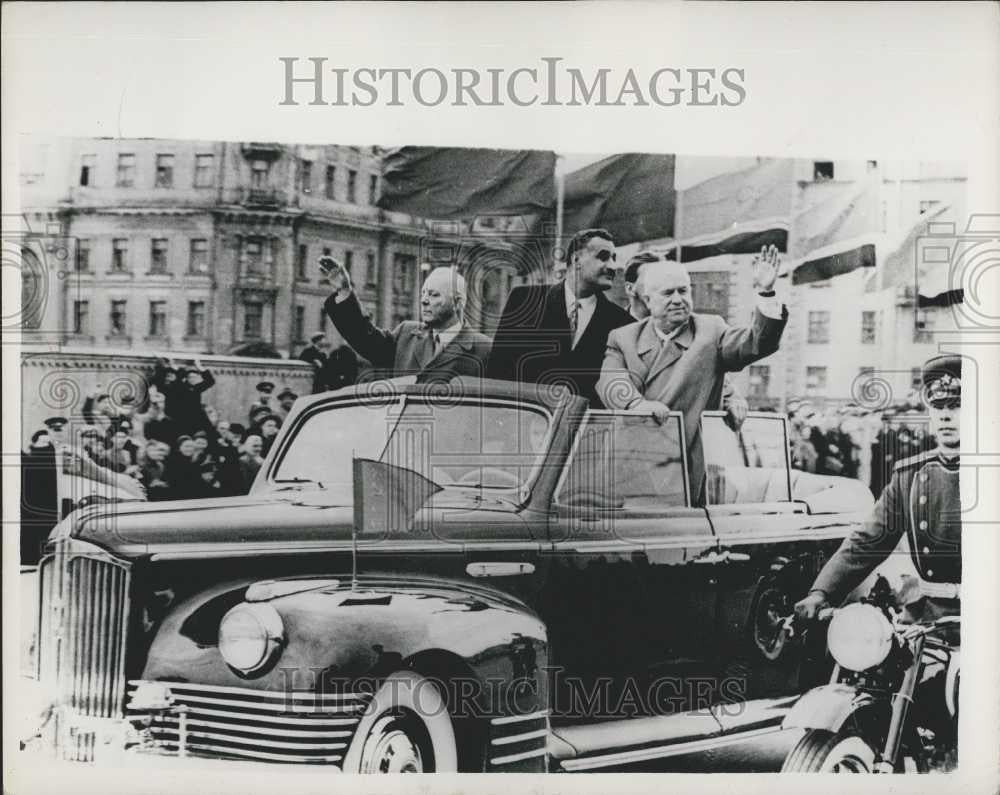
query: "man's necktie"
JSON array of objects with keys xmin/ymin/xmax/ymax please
[
  {"xmin": 432, "ymin": 331, "xmax": 442, "ymax": 358},
  {"xmin": 568, "ymin": 301, "xmax": 580, "ymax": 342}
]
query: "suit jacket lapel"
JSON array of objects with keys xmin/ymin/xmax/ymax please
[
  {"xmin": 426, "ymin": 327, "xmax": 474, "ymax": 368},
  {"xmin": 646, "ymin": 318, "xmax": 694, "ymax": 384},
  {"xmin": 413, "ymin": 328, "xmax": 435, "ymax": 369},
  {"xmin": 544, "ymin": 282, "xmax": 572, "ymax": 356}
]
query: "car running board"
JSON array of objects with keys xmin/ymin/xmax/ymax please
[{"xmin": 549, "ymin": 695, "xmax": 797, "ymax": 771}]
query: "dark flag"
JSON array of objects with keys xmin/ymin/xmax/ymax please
[
  {"xmin": 670, "ymin": 158, "xmax": 794, "ymax": 261},
  {"xmin": 353, "ymin": 457, "xmax": 442, "ymax": 537},
  {"xmin": 562, "ymin": 154, "xmax": 676, "ymax": 245},
  {"xmin": 377, "ymin": 147, "xmax": 556, "ymax": 219}
]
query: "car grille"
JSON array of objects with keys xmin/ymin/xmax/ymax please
[
  {"xmin": 487, "ymin": 709, "xmax": 549, "ymax": 771},
  {"xmin": 39, "ymin": 553, "xmax": 132, "ymax": 761},
  {"xmin": 127, "ymin": 681, "xmax": 369, "ymax": 765}
]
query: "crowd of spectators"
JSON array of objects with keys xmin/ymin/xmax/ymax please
[
  {"xmin": 786, "ymin": 395, "xmax": 935, "ymax": 499},
  {"xmin": 24, "ymin": 357, "xmax": 313, "ymax": 504}
]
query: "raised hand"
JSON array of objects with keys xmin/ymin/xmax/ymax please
[
  {"xmin": 319, "ymin": 255, "xmax": 351, "ymax": 294},
  {"xmin": 752, "ymin": 244, "xmax": 780, "ymax": 292}
]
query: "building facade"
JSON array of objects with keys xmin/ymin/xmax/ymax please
[{"xmin": 18, "ymin": 137, "xmax": 433, "ymax": 357}]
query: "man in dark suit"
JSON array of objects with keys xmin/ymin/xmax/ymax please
[
  {"xmin": 486, "ymin": 228, "xmax": 634, "ymax": 406},
  {"xmin": 320, "ymin": 256, "xmax": 491, "ymax": 383}
]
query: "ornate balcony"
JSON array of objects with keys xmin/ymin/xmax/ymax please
[{"xmin": 237, "ymin": 187, "xmax": 288, "ymax": 208}]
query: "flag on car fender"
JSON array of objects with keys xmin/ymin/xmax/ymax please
[{"xmin": 353, "ymin": 457, "xmax": 443, "ymax": 537}]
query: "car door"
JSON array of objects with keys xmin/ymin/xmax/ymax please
[
  {"xmin": 700, "ymin": 411, "xmax": 818, "ymax": 699},
  {"xmin": 542, "ymin": 409, "xmax": 718, "ymax": 720}
]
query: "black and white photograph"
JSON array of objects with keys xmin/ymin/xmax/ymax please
[{"xmin": 3, "ymin": 3, "xmax": 998, "ymax": 793}]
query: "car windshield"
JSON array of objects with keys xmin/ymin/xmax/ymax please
[
  {"xmin": 701, "ymin": 412, "xmax": 791, "ymax": 504},
  {"xmin": 270, "ymin": 396, "xmax": 552, "ymax": 492}
]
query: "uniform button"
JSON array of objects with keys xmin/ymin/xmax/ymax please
[
  {"xmin": 919, "ymin": 520, "xmax": 928, "ymax": 530},
  {"xmin": 927, "ymin": 569, "xmax": 934, "ymax": 577},
  {"xmin": 919, "ymin": 495, "xmax": 927, "ymax": 504},
  {"xmin": 922, "ymin": 546, "xmax": 930, "ymax": 554}
]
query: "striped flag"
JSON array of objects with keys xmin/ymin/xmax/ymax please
[
  {"xmin": 668, "ymin": 158, "xmax": 795, "ymax": 262},
  {"xmin": 788, "ymin": 178, "xmax": 881, "ymax": 285}
]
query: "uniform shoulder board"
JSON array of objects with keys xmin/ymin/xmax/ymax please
[{"xmin": 892, "ymin": 449, "xmax": 936, "ymax": 473}]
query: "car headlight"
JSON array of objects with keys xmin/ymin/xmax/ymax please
[
  {"xmin": 218, "ymin": 603, "xmax": 285, "ymax": 674},
  {"xmin": 827, "ymin": 603, "xmax": 893, "ymax": 672}
]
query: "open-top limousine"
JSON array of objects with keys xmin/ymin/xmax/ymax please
[{"xmin": 25, "ymin": 378, "xmax": 873, "ymax": 772}]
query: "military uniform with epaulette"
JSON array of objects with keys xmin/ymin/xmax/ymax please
[{"xmin": 808, "ymin": 354, "xmax": 962, "ymax": 624}]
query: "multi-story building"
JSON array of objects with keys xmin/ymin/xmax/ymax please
[{"xmin": 17, "ymin": 137, "xmax": 432, "ymax": 357}]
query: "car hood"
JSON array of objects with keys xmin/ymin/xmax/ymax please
[{"xmin": 67, "ymin": 485, "xmax": 523, "ymax": 558}]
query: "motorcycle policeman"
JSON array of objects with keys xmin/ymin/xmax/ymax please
[{"xmin": 796, "ymin": 353, "xmax": 961, "ymax": 623}]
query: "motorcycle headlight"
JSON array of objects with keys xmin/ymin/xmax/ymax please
[
  {"xmin": 218, "ymin": 603, "xmax": 285, "ymax": 674},
  {"xmin": 827, "ymin": 603, "xmax": 893, "ymax": 672}
]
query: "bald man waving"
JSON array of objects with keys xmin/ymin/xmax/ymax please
[{"xmin": 320, "ymin": 257, "xmax": 491, "ymax": 383}]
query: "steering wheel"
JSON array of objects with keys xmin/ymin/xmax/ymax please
[{"xmin": 457, "ymin": 468, "xmax": 520, "ymax": 489}]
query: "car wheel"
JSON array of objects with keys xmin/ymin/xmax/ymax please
[
  {"xmin": 343, "ymin": 671, "xmax": 458, "ymax": 773},
  {"xmin": 781, "ymin": 729, "xmax": 876, "ymax": 772}
]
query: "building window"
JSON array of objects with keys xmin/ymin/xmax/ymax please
[
  {"xmin": 244, "ymin": 238, "xmax": 264, "ymax": 277},
  {"xmin": 148, "ymin": 301, "xmax": 168, "ymax": 337},
  {"xmin": 346, "ymin": 169, "xmax": 357, "ymax": 203},
  {"xmin": 73, "ymin": 300, "xmax": 89, "ymax": 335},
  {"xmin": 155, "ymin": 154, "xmax": 175, "ymax": 188},
  {"xmin": 250, "ymin": 159, "xmax": 270, "ymax": 189},
  {"xmin": 187, "ymin": 301, "xmax": 206, "ymax": 337},
  {"xmin": 150, "ymin": 239, "xmax": 169, "ymax": 274},
  {"xmin": 75, "ymin": 239, "xmax": 91, "ymax": 272},
  {"xmin": 319, "ymin": 247, "xmax": 332, "ymax": 284},
  {"xmin": 293, "ymin": 304, "xmax": 306, "ymax": 342},
  {"xmin": 813, "ymin": 161, "xmax": 834, "ymax": 181},
  {"xmin": 748, "ymin": 365, "xmax": 770, "ymax": 399},
  {"xmin": 111, "ymin": 239, "xmax": 129, "ymax": 273},
  {"xmin": 116, "ymin": 154, "xmax": 135, "ymax": 187},
  {"xmin": 189, "ymin": 239, "xmax": 209, "ymax": 273},
  {"xmin": 914, "ymin": 308, "xmax": 936, "ymax": 343},
  {"xmin": 299, "ymin": 159, "xmax": 312, "ymax": 194},
  {"xmin": 394, "ymin": 252, "xmax": 415, "ymax": 295},
  {"xmin": 368, "ymin": 174, "xmax": 379, "ymax": 205},
  {"xmin": 919, "ymin": 200, "xmax": 940, "ymax": 215},
  {"xmin": 79, "ymin": 154, "xmax": 96, "ymax": 186},
  {"xmin": 911, "ymin": 367, "xmax": 923, "ymax": 391},
  {"xmin": 325, "ymin": 165, "xmax": 336, "ymax": 199},
  {"xmin": 243, "ymin": 302, "xmax": 263, "ymax": 339},
  {"xmin": 866, "ymin": 160, "xmax": 878, "ymax": 172},
  {"xmin": 861, "ymin": 310, "xmax": 877, "ymax": 344},
  {"xmin": 194, "ymin": 154, "xmax": 214, "ymax": 188},
  {"xmin": 805, "ymin": 366, "xmax": 828, "ymax": 397},
  {"xmin": 858, "ymin": 365, "xmax": 875, "ymax": 379},
  {"xmin": 807, "ymin": 310, "xmax": 830, "ymax": 344},
  {"xmin": 689, "ymin": 271, "xmax": 729, "ymax": 317},
  {"xmin": 344, "ymin": 250, "xmax": 354, "ymax": 279},
  {"xmin": 109, "ymin": 300, "xmax": 127, "ymax": 336},
  {"xmin": 296, "ymin": 243, "xmax": 308, "ymax": 280},
  {"xmin": 366, "ymin": 251, "xmax": 377, "ymax": 288}
]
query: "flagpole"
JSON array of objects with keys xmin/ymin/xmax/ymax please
[
  {"xmin": 555, "ymin": 156, "xmax": 565, "ymax": 280},
  {"xmin": 674, "ymin": 183, "xmax": 684, "ymax": 263}
]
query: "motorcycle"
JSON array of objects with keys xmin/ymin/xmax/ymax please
[{"xmin": 779, "ymin": 577, "xmax": 960, "ymax": 773}]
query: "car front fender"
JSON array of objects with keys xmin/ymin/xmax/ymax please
[{"xmin": 781, "ymin": 684, "xmax": 875, "ymax": 732}]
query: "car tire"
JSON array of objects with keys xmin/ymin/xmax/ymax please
[
  {"xmin": 781, "ymin": 729, "xmax": 876, "ymax": 773},
  {"xmin": 342, "ymin": 670, "xmax": 458, "ymax": 773}
]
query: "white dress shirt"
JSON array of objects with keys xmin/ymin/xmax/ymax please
[{"xmin": 564, "ymin": 281, "xmax": 597, "ymax": 347}]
